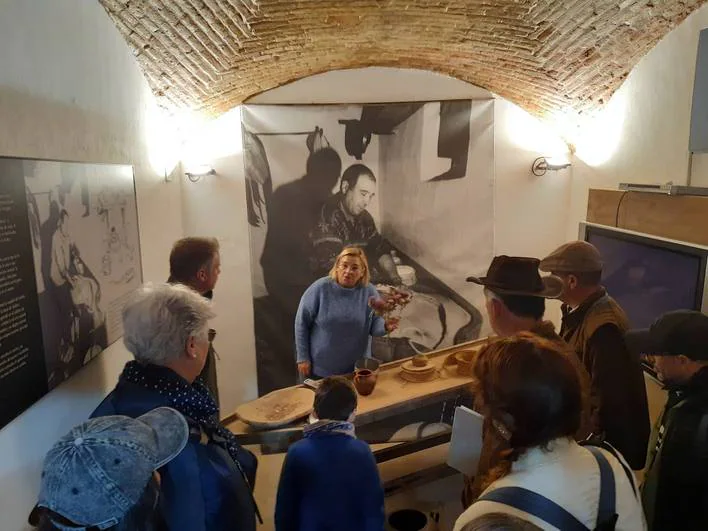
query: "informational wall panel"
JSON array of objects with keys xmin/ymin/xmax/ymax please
[{"xmin": 0, "ymin": 157, "xmax": 141, "ymax": 430}]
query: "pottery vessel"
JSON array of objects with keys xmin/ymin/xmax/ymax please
[
  {"xmin": 411, "ymin": 354, "xmax": 428, "ymax": 367},
  {"xmin": 355, "ymin": 358, "xmax": 381, "ymax": 374},
  {"xmin": 354, "ymin": 368, "xmax": 377, "ymax": 395},
  {"xmin": 454, "ymin": 349, "xmax": 477, "ymax": 376}
]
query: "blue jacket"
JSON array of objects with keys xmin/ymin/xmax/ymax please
[
  {"xmin": 92, "ymin": 375, "xmax": 256, "ymax": 531},
  {"xmin": 275, "ymin": 431, "xmax": 385, "ymax": 531}
]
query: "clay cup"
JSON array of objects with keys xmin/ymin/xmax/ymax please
[{"xmin": 354, "ymin": 368, "xmax": 377, "ymax": 396}]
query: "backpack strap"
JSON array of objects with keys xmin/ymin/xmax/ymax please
[
  {"xmin": 584, "ymin": 446, "xmax": 618, "ymax": 529},
  {"xmin": 478, "ymin": 486, "xmax": 589, "ymax": 531},
  {"xmin": 476, "ymin": 445, "xmax": 621, "ymax": 531},
  {"xmin": 581, "ymin": 439, "xmax": 637, "ymax": 498}
]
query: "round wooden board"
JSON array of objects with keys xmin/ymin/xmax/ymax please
[
  {"xmin": 401, "ymin": 360, "xmax": 435, "ymax": 373},
  {"xmin": 236, "ymin": 387, "xmax": 315, "ymax": 429},
  {"xmin": 400, "ymin": 367, "xmax": 437, "ymax": 382}
]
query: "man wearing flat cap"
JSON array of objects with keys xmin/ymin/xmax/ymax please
[
  {"xmin": 461, "ymin": 256, "xmax": 593, "ymax": 507},
  {"xmin": 627, "ymin": 310, "xmax": 708, "ymax": 531},
  {"xmin": 540, "ymin": 241, "xmax": 650, "ymax": 470}
]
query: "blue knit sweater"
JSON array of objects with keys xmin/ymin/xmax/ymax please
[
  {"xmin": 275, "ymin": 430, "xmax": 385, "ymax": 531},
  {"xmin": 294, "ymin": 277, "xmax": 386, "ymax": 377}
]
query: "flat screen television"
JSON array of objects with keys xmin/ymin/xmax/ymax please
[{"xmin": 579, "ymin": 222, "xmax": 708, "ymax": 330}]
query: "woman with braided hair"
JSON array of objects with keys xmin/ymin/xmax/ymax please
[{"xmin": 454, "ymin": 333, "xmax": 645, "ymax": 531}]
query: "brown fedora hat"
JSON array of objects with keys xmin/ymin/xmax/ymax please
[{"xmin": 466, "ymin": 256, "xmax": 563, "ymax": 298}]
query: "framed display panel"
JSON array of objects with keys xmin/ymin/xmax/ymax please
[{"xmin": 0, "ymin": 157, "xmax": 142, "ymax": 429}]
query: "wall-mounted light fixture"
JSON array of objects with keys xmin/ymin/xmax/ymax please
[
  {"xmin": 531, "ymin": 156, "xmax": 572, "ymax": 176},
  {"xmin": 184, "ymin": 164, "xmax": 216, "ymax": 182}
]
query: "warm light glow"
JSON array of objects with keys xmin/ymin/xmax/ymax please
[
  {"xmin": 146, "ymin": 105, "xmax": 182, "ymax": 177},
  {"xmin": 182, "ymin": 106, "xmax": 243, "ymax": 171},
  {"xmin": 147, "ymin": 104, "xmax": 244, "ymax": 180},
  {"xmin": 504, "ymin": 102, "xmax": 570, "ymax": 160},
  {"xmin": 570, "ymin": 88, "xmax": 628, "ymax": 167}
]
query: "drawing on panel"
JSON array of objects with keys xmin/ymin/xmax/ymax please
[{"xmin": 24, "ymin": 161, "xmax": 141, "ymax": 389}]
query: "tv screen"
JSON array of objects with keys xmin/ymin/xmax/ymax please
[{"xmin": 585, "ymin": 226, "xmax": 707, "ymax": 329}]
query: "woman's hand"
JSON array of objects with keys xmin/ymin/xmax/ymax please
[
  {"xmin": 297, "ymin": 361, "xmax": 311, "ymax": 377},
  {"xmin": 385, "ymin": 317, "xmax": 400, "ymax": 333}
]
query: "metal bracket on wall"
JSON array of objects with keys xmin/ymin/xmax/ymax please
[{"xmin": 618, "ymin": 182, "xmax": 708, "ymax": 196}]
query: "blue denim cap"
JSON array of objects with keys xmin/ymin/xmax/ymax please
[{"xmin": 30, "ymin": 407, "xmax": 188, "ymax": 530}]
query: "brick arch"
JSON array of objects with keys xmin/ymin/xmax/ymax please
[{"xmin": 100, "ymin": 0, "xmax": 706, "ymax": 119}]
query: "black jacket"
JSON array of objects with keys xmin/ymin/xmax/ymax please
[{"xmin": 642, "ymin": 367, "xmax": 708, "ymax": 531}]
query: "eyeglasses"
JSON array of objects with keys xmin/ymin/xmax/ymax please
[{"xmin": 338, "ymin": 262, "xmax": 361, "ymax": 272}]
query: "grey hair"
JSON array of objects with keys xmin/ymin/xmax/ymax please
[
  {"xmin": 484, "ymin": 287, "xmax": 498, "ymax": 300},
  {"xmin": 122, "ymin": 282, "xmax": 215, "ymax": 365}
]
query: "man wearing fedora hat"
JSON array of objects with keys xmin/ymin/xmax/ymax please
[
  {"xmin": 461, "ymin": 256, "xmax": 593, "ymax": 507},
  {"xmin": 540, "ymin": 241, "xmax": 650, "ymax": 471},
  {"xmin": 466, "ymin": 255, "xmax": 565, "ymax": 339}
]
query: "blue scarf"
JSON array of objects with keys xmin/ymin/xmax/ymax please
[
  {"xmin": 304, "ymin": 419, "xmax": 356, "ymax": 438},
  {"xmin": 120, "ymin": 361, "xmax": 261, "ymax": 522}
]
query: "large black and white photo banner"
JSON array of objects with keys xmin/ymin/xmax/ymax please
[{"xmin": 242, "ymin": 101, "xmax": 494, "ymax": 395}]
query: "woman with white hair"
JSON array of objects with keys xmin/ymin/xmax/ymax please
[{"xmin": 92, "ymin": 283, "xmax": 259, "ymax": 531}]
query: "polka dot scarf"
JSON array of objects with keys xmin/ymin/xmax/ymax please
[{"xmin": 120, "ymin": 361, "xmax": 258, "ymax": 490}]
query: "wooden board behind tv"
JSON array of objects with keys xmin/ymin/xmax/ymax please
[{"xmin": 587, "ymin": 188, "xmax": 708, "ymax": 247}]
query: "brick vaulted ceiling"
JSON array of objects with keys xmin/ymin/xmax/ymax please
[{"xmin": 100, "ymin": 0, "xmax": 707, "ymax": 122}]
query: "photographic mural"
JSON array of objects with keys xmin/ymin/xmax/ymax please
[{"xmin": 242, "ymin": 101, "xmax": 495, "ymax": 395}]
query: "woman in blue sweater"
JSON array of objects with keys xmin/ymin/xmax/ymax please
[{"xmin": 295, "ymin": 246, "xmax": 398, "ymax": 378}]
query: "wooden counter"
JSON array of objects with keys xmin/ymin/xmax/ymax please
[{"xmin": 224, "ymin": 337, "xmax": 487, "ymax": 445}]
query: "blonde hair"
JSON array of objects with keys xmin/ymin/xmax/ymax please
[{"xmin": 328, "ymin": 246, "xmax": 370, "ymax": 286}]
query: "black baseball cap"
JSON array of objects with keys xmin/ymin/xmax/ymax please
[{"xmin": 625, "ymin": 310, "xmax": 708, "ymax": 360}]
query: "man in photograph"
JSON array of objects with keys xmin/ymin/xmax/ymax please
[{"xmin": 311, "ymin": 163, "xmax": 402, "ymax": 285}]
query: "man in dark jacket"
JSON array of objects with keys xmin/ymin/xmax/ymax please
[
  {"xmin": 626, "ymin": 310, "xmax": 708, "ymax": 531},
  {"xmin": 540, "ymin": 241, "xmax": 650, "ymax": 470},
  {"xmin": 168, "ymin": 237, "xmax": 221, "ymax": 408}
]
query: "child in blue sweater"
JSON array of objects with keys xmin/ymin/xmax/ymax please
[{"xmin": 275, "ymin": 376, "xmax": 385, "ymax": 531}]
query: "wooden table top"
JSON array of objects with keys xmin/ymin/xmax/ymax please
[{"xmin": 224, "ymin": 337, "xmax": 487, "ymax": 438}]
